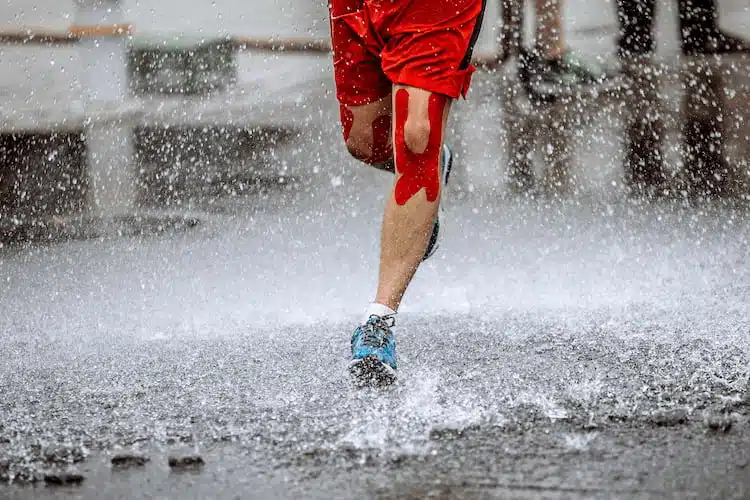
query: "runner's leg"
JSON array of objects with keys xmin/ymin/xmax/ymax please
[
  {"xmin": 374, "ymin": 85, "xmax": 451, "ymax": 311},
  {"xmin": 339, "ymin": 87, "xmax": 450, "ymax": 311},
  {"xmin": 345, "ymin": 0, "xmax": 482, "ymax": 384},
  {"xmin": 369, "ymin": 0, "xmax": 484, "ymax": 311}
]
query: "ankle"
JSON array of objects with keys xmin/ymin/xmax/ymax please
[{"xmin": 363, "ymin": 302, "xmax": 397, "ymax": 323}]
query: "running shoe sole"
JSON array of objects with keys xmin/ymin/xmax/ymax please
[{"xmin": 348, "ymin": 355, "xmax": 397, "ymax": 387}]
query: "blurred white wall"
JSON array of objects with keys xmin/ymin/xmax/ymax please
[
  {"xmin": 0, "ymin": 0, "xmax": 329, "ymax": 39},
  {"xmin": 0, "ymin": 0, "xmax": 616, "ymax": 57},
  {"xmin": 124, "ymin": 0, "xmax": 328, "ymax": 39},
  {"xmin": 0, "ymin": 0, "xmax": 73, "ymax": 30},
  {"xmin": 1, "ymin": 0, "xmax": 747, "ymax": 44}
]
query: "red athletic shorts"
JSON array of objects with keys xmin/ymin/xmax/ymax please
[{"xmin": 329, "ymin": 0, "xmax": 486, "ymax": 106}]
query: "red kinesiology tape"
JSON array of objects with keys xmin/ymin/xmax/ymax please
[{"xmin": 393, "ymin": 88, "xmax": 446, "ymax": 205}]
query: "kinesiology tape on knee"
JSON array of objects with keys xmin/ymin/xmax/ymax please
[
  {"xmin": 340, "ymin": 105, "xmax": 392, "ymax": 165},
  {"xmin": 393, "ymin": 89, "xmax": 447, "ymax": 206}
]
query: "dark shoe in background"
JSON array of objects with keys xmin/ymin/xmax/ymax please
[
  {"xmin": 682, "ymin": 29, "xmax": 750, "ymax": 55},
  {"xmin": 518, "ymin": 48, "xmax": 622, "ymax": 101},
  {"xmin": 678, "ymin": 0, "xmax": 750, "ymax": 55}
]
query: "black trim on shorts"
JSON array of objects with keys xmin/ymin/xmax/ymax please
[{"xmin": 458, "ymin": 0, "xmax": 487, "ymax": 70}]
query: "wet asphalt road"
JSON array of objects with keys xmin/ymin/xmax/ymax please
[
  {"xmin": 3, "ymin": 189, "xmax": 750, "ymax": 498},
  {"xmin": 4, "ymin": 95, "xmax": 750, "ymax": 497}
]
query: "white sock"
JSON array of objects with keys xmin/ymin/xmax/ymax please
[{"xmin": 363, "ymin": 302, "xmax": 396, "ymax": 323}]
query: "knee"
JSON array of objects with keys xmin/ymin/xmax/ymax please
[
  {"xmin": 344, "ymin": 117, "xmax": 393, "ymax": 166},
  {"xmin": 345, "ymin": 135, "xmax": 371, "ymax": 162},
  {"xmin": 401, "ymin": 116, "xmax": 431, "ymax": 155}
]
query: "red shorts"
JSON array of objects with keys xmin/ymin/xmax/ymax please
[{"xmin": 329, "ymin": 0, "xmax": 486, "ymax": 106}]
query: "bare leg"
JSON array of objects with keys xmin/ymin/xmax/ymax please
[
  {"xmin": 615, "ymin": 0, "xmax": 656, "ymax": 58},
  {"xmin": 339, "ymin": 87, "xmax": 452, "ymax": 312},
  {"xmin": 535, "ymin": 0, "xmax": 565, "ymax": 59},
  {"xmin": 374, "ymin": 86, "xmax": 451, "ymax": 311}
]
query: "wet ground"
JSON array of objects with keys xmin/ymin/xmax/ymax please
[
  {"xmin": 3, "ymin": 1, "xmax": 750, "ymax": 498},
  {"xmin": 3, "ymin": 169, "xmax": 750, "ymax": 498}
]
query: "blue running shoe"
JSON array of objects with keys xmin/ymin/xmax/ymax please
[
  {"xmin": 349, "ymin": 314, "xmax": 397, "ymax": 387},
  {"xmin": 422, "ymin": 144, "xmax": 453, "ymax": 261}
]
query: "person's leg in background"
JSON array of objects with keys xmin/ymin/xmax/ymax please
[
  {"xmin": 614, "ymin": 0, "xmax": 667, "ymax": 197},
  {"xmin": 613, "ymin": 0, "xmax": 735, "ymax": 199},
  {"xmin": 678, "ymin": 0, "xmax": 750, "ymax": 55},
  {"xmin": 677, "ymin": 0, "xmax": 737, "ymax": 197},
  {"xmin": 501, "ymin": 0, "xmax": 525, "ymax": 63},
  {"xmin": 615, "ymin": 0, "xmax": 657, "ymax": 60},
  {"xmin": 621, "ymin": 63, "xmax": 667, "ymax": 197},
  {"xmin": 519, "ymin": 0, "xmax": 618, "ymax": 100},
  {"xmin": 534, "ymin": 0, "xmax": 565, "ymax": 60},
  {"xmin": 680, "ymin": 61, "xmax": 729, "ymax": 198},
  {"xmin": 615, "ymin": 0, "xmax": 749, "ymax": 57}
]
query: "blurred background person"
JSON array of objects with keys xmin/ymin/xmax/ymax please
[
  {"xmin": 518, "ymin": 0, "xmax": 618, "ymax": 100},
  {"xmin": 503, "ymin": 0, "xmax": 618, "ymax": 193},
  {"xmin": 616, "ymin": 0, "xmax": 740, "ymax": 199}
]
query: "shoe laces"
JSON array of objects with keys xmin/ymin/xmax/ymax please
[{"xmin": 360, "ymin": 314, "xmax": 395, "ymax": 348}]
